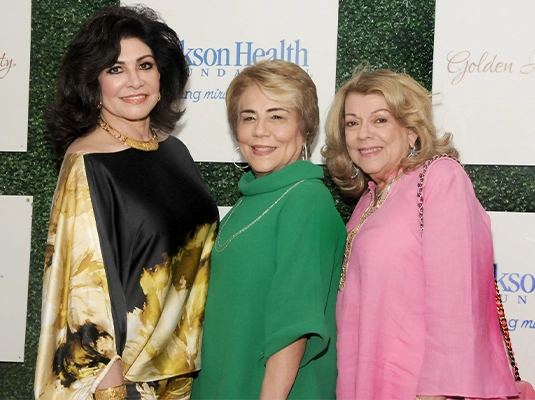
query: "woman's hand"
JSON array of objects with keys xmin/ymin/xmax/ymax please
[{"xmin": 259, "ymin": 337, "xmax": 307, "ymax": 400}]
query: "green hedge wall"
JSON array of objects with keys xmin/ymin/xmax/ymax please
[{"xmin": 0, "ymin": 0, "xmax": 533, "ymax": 398}]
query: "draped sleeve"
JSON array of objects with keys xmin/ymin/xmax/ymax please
[
  {"xmin": 34, "ymin": 154, "xmax": 119, "ymax": 400},
  {"xmin": 262, "ymin": 180, "xmax": 345, "ymax": 366},
  {"xmin": 416, "ymin": 158, "xmax": 517, "ymax": 398}
]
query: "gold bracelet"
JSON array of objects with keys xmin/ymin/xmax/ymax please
[{"xmin": 94, "ymin": 384, "xmax": 127, "ymax": 400}]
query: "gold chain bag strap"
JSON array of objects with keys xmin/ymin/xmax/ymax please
[
  {"xmin": 417, "ymin": 155, "xmax": 535, "ymax": 398},
  {"xmin": 495, "ymin": 280, "xmax": 521, "ymax": 381}
]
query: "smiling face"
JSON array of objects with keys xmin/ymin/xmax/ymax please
[
  {"xmin": 98, "ymin": 37, "xmax": 160, "ymax": 127},
  {"xmin": 344, "ymin": 92, "xmax": 417, "ymax": 189},
  {"xmin": 237, "ymin": 84, "xmax": 305, "ymax": 178}
]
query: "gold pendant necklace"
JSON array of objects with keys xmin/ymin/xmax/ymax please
[
  {"xmin": 338, "ymin": 172, "xmax": 405, "ymax": 290},
  {"xmin": 98, "ymin": 117, "xmax": 159, "ymax": 151}
]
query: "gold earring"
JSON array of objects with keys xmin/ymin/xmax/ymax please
[
  {"xmin": 157, "ymin": 93, "xmax": 161, "ymax": 102},
  {"xmin": 97, "ymin": 101, "xmax": 102, "ymax": 109}
]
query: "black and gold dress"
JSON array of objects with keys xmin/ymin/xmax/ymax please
[{"xmin": 35, "ymin": 136, "xmax": 218, "ymax": 400}]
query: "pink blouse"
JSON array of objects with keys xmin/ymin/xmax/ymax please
[{"xmin": 336, "ymin": 158, "xmax": 518, "ymax": 400}]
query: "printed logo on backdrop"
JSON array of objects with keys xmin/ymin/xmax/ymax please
[
  {"xmin": 495, "ymin": 264, "xmax": 535, "ymax": 332},
  {"xmin": 0, "ymin": 53, "xmax": 15, "ymax": 79},
  {"xmin": 181, "ymin": 39, "xmax": 310, "ymax": 104},
  {"xmin": 445, "ymin": 50, "xmax": 535, "ymax": 85}
]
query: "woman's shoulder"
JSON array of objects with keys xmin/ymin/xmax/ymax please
[
  {"xmin": 65, "ymin": 128, "xmax": 126, "ymax": 155},
  {"xmin": 422, "ymin": 155, "xmax": 464, "ymax": 172},
  {"xmin": 418, "ymin": 155, "xmax": 474, "ymax": 196},
  {"xmin": 160, "ymin": 134, "xmax": 192, "ymax": 154},
  {"xmin": 51, "ymin": 153, "xmax": 91, "ymax": 201},
  {"xmin": 282, "ymin": 177, "xmax": 341, "ymax": 222},
  {"xmin": 417, "ymin": 155, "xmax": 468, "ymax": 182},
  {"xmin": 289, "ymin": 174, "xmax": 332, "ymax": 200}
]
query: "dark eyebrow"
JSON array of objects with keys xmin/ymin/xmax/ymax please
[{"xmin": 114, "ymin": 54, "xmax": 154, "ymax": 64}]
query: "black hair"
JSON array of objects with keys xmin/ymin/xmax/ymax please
[{"xmin": 47, "ymin": 5, "xmax": 189, "ymax": 157}]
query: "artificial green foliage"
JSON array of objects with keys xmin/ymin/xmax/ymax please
[
  {"xmin": 1, "ymin": 1, "xmax": 534, "ymax": 398},
  {"xmin": 466, "ymin": 165, "xmax": 535, "ymax": 212},
  {"xmin": 323, "ymin": 167, "xmax": 358, "ymax": 222},
  {"xmin": 337, "ymin": 0, "xmax": 435, "ymax": 90},
  {"xmin": 197, "ymin": 162, "xmax": 243, "ymax": 206}
]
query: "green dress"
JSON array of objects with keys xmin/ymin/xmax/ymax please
[{"xmin": 192, "ymin": 161, "xmax": 345, "ymax": 399}]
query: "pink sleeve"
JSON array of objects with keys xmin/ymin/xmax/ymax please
[{"xmin": 415, "ymin": 159, "xmax": 517, "ymax": 398}]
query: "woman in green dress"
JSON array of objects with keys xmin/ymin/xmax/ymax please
[{"xmin": 192, "ymin": 60, "xmax": 346, "ymax": 399}]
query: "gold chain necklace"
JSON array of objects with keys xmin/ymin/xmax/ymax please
[
  {"xmin": 214, "ymin": 180, "xmax": 305, "ymax": 252},
  {"xmin": 98, "ymin": 117, "xmax": 159, "ymax": 151},
  {"xmin": 338, "ymin": 172, "xmax": 405, "ymax": 290}
]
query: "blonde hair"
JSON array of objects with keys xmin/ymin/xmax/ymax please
[
  {"xmin": 226, "ymin": 60, "xmax": 319, "ymax": 156},
  {"xmin": 322, "ymin": 66, "xmax": 458, "ymax": 197}
]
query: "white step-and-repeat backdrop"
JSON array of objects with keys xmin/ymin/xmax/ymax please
[
  {"xmin": 0, "ymin": 0, "xmax": 31, "ymax": 152},
  {"xmin": 433, "ymin": 0, "xmax": 535, "ymax": 383},
  {"xmin": 433, "ymin": 0, "xmax": 535, "ymax": 166},
  {"xmin": 0, "ymin": 196, "xmax": 33, "ymax": 362}
]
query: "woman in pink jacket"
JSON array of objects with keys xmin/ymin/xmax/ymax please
[{"xmin": 322, "ymin": 67, "xmax": 518, "ymax": 400}]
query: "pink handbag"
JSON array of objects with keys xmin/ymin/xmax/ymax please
[
  {"xmin": 515, "ymin": 381, "xmax": 535, "ymax": 399},
  {"xmin": 418, "ymin": 155, "xmax": 535, "ymax": 400}
]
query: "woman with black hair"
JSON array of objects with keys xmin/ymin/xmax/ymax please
[{"xmin": 34, "ymin": 5, "xmax": 218, "ymax": 400}]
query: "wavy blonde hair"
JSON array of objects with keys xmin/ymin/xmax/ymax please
[
  {"xmin": 322, "ymin": 66, "xmax": 458, "ymax": 197},
  {"xmin": 226, "ymin": 60, "xmax": 319, "ymax": 156}
]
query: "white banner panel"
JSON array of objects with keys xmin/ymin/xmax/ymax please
[
  {"xmin": 123, "ymin": 0, "xmax": 339, "ymax": 163},
  {"xmin": 490, "ymin": 212, "xmax": 535, "ymax": 383},
  {"xmin": 218, "ymin": 206, "xmax": 231, "ymax": 221},
  {"xmin": 432, "ymin": 0, "xmax": 535, "ymax": 165},
  {"xmin": 0, "ymin": 196, "xmax": 33, "ymax": 362},
  {"xmin": 0, "ymin": 0, "xmax": 31, "ymax": 152}
]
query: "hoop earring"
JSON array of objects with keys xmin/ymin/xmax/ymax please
[
  {"xmin": 232, "ymin": 147, "xmax": 249, "ymax": 172},
  {"xmin": 97, "ymin": 101, "xmax": 102, "ymax": 110},
  {"xmin": 302, "ymin": 144, "xmax": 308, "ymax": 161},
  {"xmin": 408, "ymin": 144, "xmax": 417, "ymax": 158},
  {"xmin": 351, "ymin": 164, "xmax": 360, "ymax": 179}
]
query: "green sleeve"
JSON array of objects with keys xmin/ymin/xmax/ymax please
[{"xmin": 261, "ymin": 181, "xmax": 345, "ymax": 366}]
